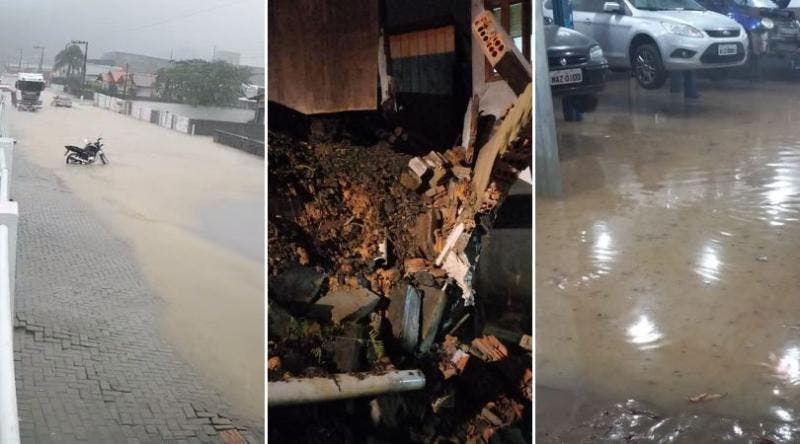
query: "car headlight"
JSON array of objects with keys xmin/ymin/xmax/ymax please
[
  {"xmin": 661, "ymin": 22, "xmax": 704, "ymax": 38},
  {"xmin": 589, "ymin": 45, "xmax": 604, "ymax": 61},
  {"xmin": 761, "ymin": 17, "xmax": 775, "ymax": 30}
]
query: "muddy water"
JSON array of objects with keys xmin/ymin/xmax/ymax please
[
  {"xmin": 7, "ymin": 88, "xmax": 264, "ymax": 419},
  {"xmin": 537, "ymin": 78, "xmax": 800, "ymax": 432}
]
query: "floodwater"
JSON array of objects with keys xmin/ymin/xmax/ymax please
[
  {"xmin": 538, "ymin": 77, "xmax": 800, "ymax": 441},
  {"xmin": 6, "ymin": 85, "xmax": 264, "ymax": 420}
]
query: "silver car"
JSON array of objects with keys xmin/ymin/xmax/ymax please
[{"xmin": 544, "ymin": 0, "xmax": 748, "ymax": 89}]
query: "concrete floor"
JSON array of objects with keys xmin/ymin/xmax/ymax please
[
  {"xmin": 7, "ymin": 84, "xmax": 264, "ymax": 422},
  {"xmin": 538, "ymin": 76, "xmax": 800, "ymax": 440}
]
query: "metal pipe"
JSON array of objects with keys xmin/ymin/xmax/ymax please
[
  {"xmin": 0, "ymin": 225, "xmax": 20, "ymax": 443},
  {"xmin": 268, "ymin": 369, "xmax": 426, "ymax": 406},
  {"xmin": 1, "ymin": 169, "xmax": 9, "ymax": 202}
]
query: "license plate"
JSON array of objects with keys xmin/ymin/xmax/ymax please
[
  {"xmin": 718, "ymin": 44, "xmax": 737, "ymax": 56},
  {"xmin": 550, "ymin": 68, "xmax": 582, "ymax": 86}
]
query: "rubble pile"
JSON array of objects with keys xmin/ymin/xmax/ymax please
[{"xmin": 268, "ymin": 84, "xmax": 532, "ymax": 443}]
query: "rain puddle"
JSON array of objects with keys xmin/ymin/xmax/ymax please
[{"xmin": 538, "ymin": 79, "xmax": 800, "ymax": 440}]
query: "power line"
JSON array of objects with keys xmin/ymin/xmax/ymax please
[{"xmin": 125, "ymin": 0, "xmax": 253, "ymax": 32}]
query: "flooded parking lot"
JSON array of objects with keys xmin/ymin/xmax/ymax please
[{"xmin": 537, "ymin": 76, "xmax": 800, "ymax": 441}]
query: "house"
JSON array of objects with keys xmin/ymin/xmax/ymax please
[
  {"xmin": 130, "ymin": 73, "xmax": 157, "ymax": 98},
  {"xmin": 98, "ymin": 68, "xmax": 126, "ymax": 93},
  {"xmin": 267, "ymin": 0, "xmax": 530, "ymax": 146}
]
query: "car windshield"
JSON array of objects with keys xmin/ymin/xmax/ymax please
[{"xmin": 632, "ymin": 0, "xmax": 706, "ymax": 10}]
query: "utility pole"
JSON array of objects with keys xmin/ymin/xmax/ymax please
[
  {"xmin": 33, "ymin": 46, "xmax": 44, "ymax": 73},
  {"xmin": 17, "ymin": 49, "xmax": 22, "ymax": 73},
  {"xmin": 124, "ymin": 63, "xmax": 129, "ymax": 97}
]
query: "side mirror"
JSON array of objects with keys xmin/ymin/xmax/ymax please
[
  {"xmin": 603, "ymin": 1, "xmax": 623, "ymax": 12},
  {"xmin": 543, "ymin": 16, "xmax": 554, "ymax": 25}
]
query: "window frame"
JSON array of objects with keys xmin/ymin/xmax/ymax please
[{"xmin": 484, "ymin": 0, "xmax": 531, "ymax": 82}]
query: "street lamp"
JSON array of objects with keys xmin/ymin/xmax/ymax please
[
  {"xmin": 71, "ymin": 40, "xmax": 88, "ymax": 91},
  {"xmin": 33, "ymin": 46, "xmax": 44, "ymax": 73}
]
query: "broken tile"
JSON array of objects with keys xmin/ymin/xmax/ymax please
[{"xmin": 470, "ymin": 335, "xmax": 508, "ymax": 362}]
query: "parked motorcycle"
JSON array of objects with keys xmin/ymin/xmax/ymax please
[{"xmin": 64, "ymin": 137, "xmax": 108, "ymax": 165}]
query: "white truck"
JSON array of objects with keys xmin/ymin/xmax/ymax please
[{"xmin": 15, "ymin": 73, "xmax": 45, "ymax": 112}]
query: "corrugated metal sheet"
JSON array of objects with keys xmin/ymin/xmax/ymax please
[{"xmin": 268, "ymin": 0, "xmax": 379, "ymax": 115}]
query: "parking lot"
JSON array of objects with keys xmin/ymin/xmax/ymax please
[{"xmin": 538, "ymin": 69, "xmax": 800, "ymax": 440}]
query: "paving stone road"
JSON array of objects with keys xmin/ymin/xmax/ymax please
[{"xmin": 11, "ymin": 151, "xmax": 263, "ymax": 443}]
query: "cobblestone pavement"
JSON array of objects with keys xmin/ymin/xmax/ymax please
[{"xmin": 11, "ymin": 152, "xmax": 263, "ymax": 443}]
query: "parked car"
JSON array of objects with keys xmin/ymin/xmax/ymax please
[
  {"xmin": 697, "ymin": 0, "xmax": 800, "ymax": 70},
  {"xmin": 51, "ymin": 95, "xmax": 72, "ymax": 108},
  {"xmin": 545, "ymin": 20, "xmax": 608, "ymax": 114},
  {"xmin": 544, "ymin": 0, "xmax": 749, "ymax": 89}
]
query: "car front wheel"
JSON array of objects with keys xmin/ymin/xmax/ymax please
[{"xmin": 632, "ymin": 43, "xmax": 667, "ymax": 89}]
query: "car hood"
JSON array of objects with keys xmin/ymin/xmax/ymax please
[
  {"xmin": 636, "ymin": 9, "xmax": 742, "ymax": 28},
  {"xmin": 544, "ymin": 25, "xmax": 599, "ymax": 52}
]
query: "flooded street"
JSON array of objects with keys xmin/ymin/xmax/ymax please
[
  {"xmin": 7, "ymin": 86, "xmax": 264, "ymax": 420},
  {"xmin": 538, "ymin": 77, "xmax": 800, "ymax": 440}
]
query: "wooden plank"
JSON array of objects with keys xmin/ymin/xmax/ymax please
[
  {"xmin": 470, "ymin": 84, "xmax": 532, "ymax": 204},
  {"xmin": 267, "ymin": 0, "xmax": 379, "ymax": 114}
]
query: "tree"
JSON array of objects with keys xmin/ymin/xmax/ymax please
[
  {"xmin": 154, "ymin": 60, "xmax": 251, "ymax": 107},
  {"xmin": 54, "ymin": 45, "xmax": 84, "ymax": 82}
]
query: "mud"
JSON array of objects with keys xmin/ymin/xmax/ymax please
[
  {"xmin": 267, "ymin": 130, "xmax": 424, "ymax": 284},
  {"xmin": 7, "ymin": 86, "xmax": 264, "ymax": 419},
  {"xmin": 538, "ymin": 77, "xmax": 800, "ymax": 438}
]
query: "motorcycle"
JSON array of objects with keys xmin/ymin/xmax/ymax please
[{"xmin": 64, "ymin": 137, "xmax": 108, "ymax": 165}]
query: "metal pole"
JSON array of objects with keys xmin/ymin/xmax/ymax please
[
  {"xmin": 534, "ymin": 0, "xmax": 562, "ymax": 197},
  {"xmin": 82, "ymin": 42, "xmax": 88, "ymax": 91},
  {"xmin": 33, "ymin": 46, "xmax": 44, "ymax": 73},
  {"xmin": 16, "ymin": 50, "xmax": 21, "ymax": 73},
  {"xmin": 0, "ymin": 224, "xmax": 19, "ymax": 444},
  {"xmin": 268, "ymin": 370, "xmax": 426, "ymax": 406}
]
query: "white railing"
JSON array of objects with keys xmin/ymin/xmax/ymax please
[{"xmin": 0, "ymin": 101, "xmax": 20, "ymax": 444}]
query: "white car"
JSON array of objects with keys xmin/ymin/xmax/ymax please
[{"xmin": 544, "ymin": 0, "xmax": 749, "ymax": 89}]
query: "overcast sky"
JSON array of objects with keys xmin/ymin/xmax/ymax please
[{"xmin": 0, "ymin": 0, "xmax": 264, "ymax": 67}]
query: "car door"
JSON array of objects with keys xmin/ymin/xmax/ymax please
[
  {"xmin": 589, "ymin": 2, "xmax": 635, "ymax": 67},
  {"xmin": 571, "ymin": 0, "xmax": 600, "ymax": 40}
]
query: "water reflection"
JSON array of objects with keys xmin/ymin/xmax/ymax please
[
  {"xmin": 772, "ymin": 406, "xmax": 794, "ymax": 423},
  {"xmin": 696, "ymin": 240, "xmax": 722, "ymax": 283},
  {"xmin": 768, "ymin": 347, "xmax": 800, "ymax": 386},
  {"xmin": 627, "ymin": 315, "xmax": 663, "ymax": 349},
  {"xmin": 591, "ymin": 222, "xmax": 616, "ymax": 275}
]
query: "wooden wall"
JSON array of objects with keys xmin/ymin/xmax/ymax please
[{"xmin": 268, "ymin": 0, "xmax": 379, "ymax": 115}]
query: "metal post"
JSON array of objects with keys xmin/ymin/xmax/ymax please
[
  {"xmin": 553, "ymin": 0, "xmax": 573, "ymax": 28},
  {"xmin": 268, "ymin": 370, "xmax": 426, "ymax": 406},
  {"xmin": 534, "ymin": 0, "xmax": 562, "ymax": 197}
]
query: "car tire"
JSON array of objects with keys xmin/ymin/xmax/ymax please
[
  {"xmin": 631, "ymin": 43, "xmax": 667, "ymax": 90},
  {"xmin": 572, "ymin": 95, "xmax": 599, "ymax": 113}
]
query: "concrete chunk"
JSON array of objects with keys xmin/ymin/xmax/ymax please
[{"xmin": 312, "ymin": 287, "xmax": 380, "ymax": 324}]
